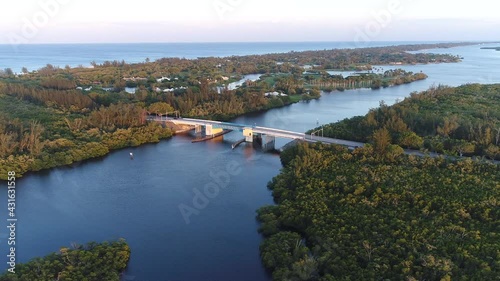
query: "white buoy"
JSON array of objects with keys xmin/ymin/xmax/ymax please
[{"xmin": 130, "ymin": 152, "xmax": 134, "ymax": 159}]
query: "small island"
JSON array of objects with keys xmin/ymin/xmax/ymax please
[
  {"xmin": 0, "ymin": 240, "xmax": 130, "ymax": 281},
  {"xmin": 480, "ymin": 47, "xmax": 500, "ymax": 51}
]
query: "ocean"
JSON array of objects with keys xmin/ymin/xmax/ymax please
[{"xmin": 0, "ymin": 41, "xmax": 438, "ymax": 73}]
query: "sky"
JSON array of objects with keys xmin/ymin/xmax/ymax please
[{"xmin": 0, "ymin": 0, "xmax": 499, "ymax": 44}]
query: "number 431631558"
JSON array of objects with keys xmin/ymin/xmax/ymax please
[{"xmin": 7, "ymin": 171, "xmax": 16, "ymax": 217}]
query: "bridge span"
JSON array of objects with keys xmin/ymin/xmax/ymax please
[{"xmin": 148, "ymin": 116, "xmax": 364, "ymax": 151}]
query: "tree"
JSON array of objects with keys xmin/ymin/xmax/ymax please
[
  {"xmin": 4, "ymin": 68, "xmax": 13, "ymax": 76},
  {"xmin": 453, "ymin": 140, "xmax": 475, "ymax": 157},
  {"xmin": 372, "ymin": 127, "xmax": 391, "ymax": 156},
  {"xmin": 0, "ymin": 132, "xmax": 18, "ymax": 157},
  {"xmin": 0, "ymin": 240, "xmax": 131, "ymax": 281},
  {"xmin": 485, "ymin": 144, "xmax": 499, "ymax": 160},
  {"xmin": 385, "ymin": 144, "xmax": 404, "ymax": 161},
  {"xmin": 437, "ymin": 116, "xmax": 459, "ymax": 137},
  {"xmin": 398, "ymin": 131, "xmax": 423, "ymax": 149},
  {"xmin": 148, "ymin": 102, "xmax": 175, "ymax": 116},
  {"xmin": 258, "ymin": 143, "xmax": 499, "ymax": 280},
  {"xmin": 371, "ymin": 79, "xmax": 382, "ymax": 89},
  {"xmin": 19, "ymin": 121, "xmax": 44, "ymax": 156}
]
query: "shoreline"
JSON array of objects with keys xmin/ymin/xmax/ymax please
[
  {"xmin": 0, "ymin": 42, "xmax": 479, "ymax": 180},
  {"xmin": 0, "ymin": 74, "xmax": 444, "ymax": 181},
  {"xmin": 2, "ymin": 42, "xmax": 483, "ymax": 74},
  {"xmin": 0, "ymin": 99, "xmax": 301, "ymax": 181}
]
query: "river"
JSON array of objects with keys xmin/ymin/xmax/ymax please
[{"xmin": 0, "ymin": 43, "xmax": 499, "ymax": 281}]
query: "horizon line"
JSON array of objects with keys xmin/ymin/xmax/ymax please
[{"xmin": 1, "ymin": 40, "xmax": 497, "ymax": 46}]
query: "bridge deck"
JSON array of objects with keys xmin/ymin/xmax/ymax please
[
  {"xmin": 148, "ymin": 116, "xmax": 363, "ymax": 147},
  {"xmin": 148, "ymin": 116, "xmax": 499, "ymax": 163}
]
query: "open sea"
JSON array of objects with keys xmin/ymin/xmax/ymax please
[{"xmin": 0, "ymin": 41, "xmax": 443, "ymax": 73}]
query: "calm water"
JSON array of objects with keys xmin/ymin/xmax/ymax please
[
  {"xmin": 0, "ymin": 41, "xmax": 436, "ymax": 73},
  {"xmin": 0, "ymin": 43, "xmax": 499, "ymax": 281}
]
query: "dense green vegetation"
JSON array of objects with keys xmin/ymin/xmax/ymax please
[
  {"xmin": 304, "ymin": 69, "xmax": 428, "ymax": 91},
  {"xmin": 310, "ymin": 84, "xmax": 500, "ymax": 160},
  {"xmin": 0, "ymin": 89, "xmax": 173, "ymax": 179},
  {"xmin": 258, "ymin": 143, "xmax": 499, "ymax": 280},
  {"xmin": 0, "ymin": 43, "xmax": 478, "ymax": 179},
  {"xmin": 0, "ymin": 240, "xmax": 130, "ymax": 281}
]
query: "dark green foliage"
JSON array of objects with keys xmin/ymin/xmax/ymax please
[
  {"xmin": 260, "ymin": 232, "xmax": 317, "ymax": 281},
  {"xmin": 0, "ymin": 44, "xmax": 490, "ymax": 179},
  {"xmin": 0, "ymin": 93, "xmax": 173, "ymax": 179},
  {"xmin": 0, "ymin": 240, "xmax": 130, "ymax": 281},
  {"xmin": 4, "ymin": 83, "xmax": 93, "ymax": 111},
  {"xmin": 312, "ymin": 84, "xmax": 500, "ymax": 159},
  {"xmin": 40, "ymin": 77, "xmax": 77, "ymax": 90},
  {"xmin": 258, "ymin": 143, "xmax": 499, "ymax": 280}
]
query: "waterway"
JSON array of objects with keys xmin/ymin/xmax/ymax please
[{"xmin": 0, "ymin": 43, "xmax": 499, "ymax": 281}]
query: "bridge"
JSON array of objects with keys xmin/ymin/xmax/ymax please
[{"xmin": 148, "ymin": 116, "xmax": 365, "ymax": 151}]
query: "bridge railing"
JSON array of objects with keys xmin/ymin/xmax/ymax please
[{"xmin": 150, "ymin": 116, "xmax": 306, "ymax": 139}]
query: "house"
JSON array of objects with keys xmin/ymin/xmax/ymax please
[
  {"xmin": 163, "ymin": 86, "xmax": 187, "ymax": 93},
  {"xmin": 157, "ymin": 77, "xmax": 171, "ymax": 83},
  {"xmin": 123, "ymin": 77, "xmax": 147, "ymax": 82},
  {"xmin": 264, "ymin": 91, "xmax": 287, "ymax": 97}
]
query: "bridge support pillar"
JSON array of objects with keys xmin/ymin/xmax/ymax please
[
  {"xmin": 205, "ymin": 125, "xmax": 223, "ymax": 137},
  {"xmin": 195, "ymin": 125, "xmax": 202, "ymax": 134},
  {"xmin": 261, "ymin": 135, "xmax": 275, "ymax": 152},
  {"xmin": 243, "ymin": 128, "xmax": 254, "ymax": 143},
  {"xmin": 205, "ymin": 125, "xmax": 213, "ymax": 136}
]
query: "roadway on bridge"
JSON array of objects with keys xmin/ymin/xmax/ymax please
[
  {"xmin": 304, "ymin": 135, "xmax": 365, "ymax": 148},
  {"xmin": 150, "ymin": 116, "xmax": 365, "ymax": 147},
  {"xmin": 150, "ymin": 116, "xmax": 498, "ymax": 163}
]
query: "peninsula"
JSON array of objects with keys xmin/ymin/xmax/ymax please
[{"xmin": 0, "ymin": 42, "xmax": 480, "ymax": 179}]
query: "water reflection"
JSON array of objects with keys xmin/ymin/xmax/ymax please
[{"xmin": 1, "ymin": 44, "xmax": 499, "ymax": 281}]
